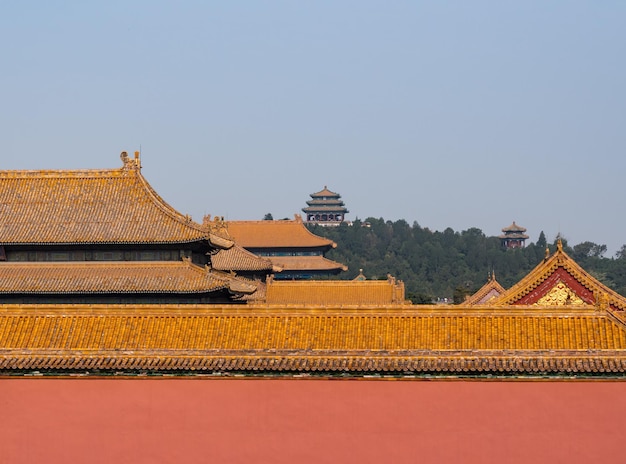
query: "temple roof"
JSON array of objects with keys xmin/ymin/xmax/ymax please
[
  {"xmin": 225, "ymin": 216, "xmax": 336, "ymax": 249},
  {"xmin": 0, "ymin": 259, "xmax": 256, "ymax": 295},
  {"xmin": 493, "ymin": 240, "xmax": 626, "ymax": 311},
  {"xmin": 211, "ymin": 245, "xmax": 279, "ymax": 273},
  {"xmin": 2, "ymin": 305, "xmax": 626, "ymax": 376},
  {"xmin": 267, "ymin": 255, "xmax": 347, "ymax": 272},
  {"xmin": 0, "ymin": 152, "xmax": 230, "ymax": 246},
  {"xmin": 465, "ymin": 272, "xmax": 506, "ymax": 305}
]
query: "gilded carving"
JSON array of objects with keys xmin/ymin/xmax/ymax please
[{"xmin": 535, "ymin": 281, "xmax": 585, "ymax": 306}]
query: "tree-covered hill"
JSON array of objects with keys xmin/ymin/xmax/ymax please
[{"xmin": 308, "ymin": 218, "xmax": 626, "ymax": 304}]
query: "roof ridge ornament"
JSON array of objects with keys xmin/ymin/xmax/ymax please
[{"xmin": 120, "ymin": 151, "xmax": 141, "ymax": 171}]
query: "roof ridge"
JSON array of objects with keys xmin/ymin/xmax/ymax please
[{"xmin": 134, "ymin": 165, "xmax": 208, "ymax": 235}]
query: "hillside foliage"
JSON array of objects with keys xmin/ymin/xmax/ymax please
[{"xmin": 308, "ymin": 218, "xmax": 626, "ymax": 304}]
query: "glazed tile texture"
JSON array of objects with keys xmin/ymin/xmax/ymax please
[
  {"xmin": 1, "ymin": 306, "xmax": 626, "ymax": 375},
  {"xmin": 265, "ymin": 278, "xmax": 406, "ymax": 305},
  {"xmin": 0, "ymin": 157, "xmax": 210, "ymax": 245},
  {"xmin": 0, "ymin": 260, "xmax": 250, "ymax": 294},
  {"xmin": 225, "ymin": 217, "xmax": 336, "ymax": 249},
  {"xmin": 211, "ymin": 245, "xmax": 276, "ymax": 272}
]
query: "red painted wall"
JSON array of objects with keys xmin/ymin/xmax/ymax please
[{"xmin": 2, "ymin": 378, "xmax": 625, "ymax": 464}]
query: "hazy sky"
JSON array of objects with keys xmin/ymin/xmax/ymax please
[{"xmin": 2, "ymin": 2, "xmax": 625, "ymax": 254}]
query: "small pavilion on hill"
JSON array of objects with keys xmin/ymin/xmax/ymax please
[
  {"xmin": 224, "ymin": 215, "xmax": 347, "ymax": 279},
  {"xmin": 499, "ymin": 221, "xmax": 529, "ymax": 249},
  {"xmin": 302, "ymin": 186, "xmax": 349, "ymax": 226},
  {"xmin": 0, "ymin": 152, "xmax": 256, "ymax": 303}
]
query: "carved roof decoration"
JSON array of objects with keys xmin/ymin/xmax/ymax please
[
  {"xmin": 225, "ymin": 215, "xmax": 336, "ymax": 249},
  {"xmin": 2, "ymin": 305, "xmax": 626, "ymax": 376},
  {"xmin": 465, "ymin": 272, "xmax": 506, "ymax": 305},
  {"xmin": 0, "ymin": 152, "xmax": 233, "ymax": 247},
  {"xmin": 0, "ymin": 259, "xmax": 256, "ymax": 295},
  {"xmin": 493, "ymin": 240, "xmax": 626, "ymax": 311}
]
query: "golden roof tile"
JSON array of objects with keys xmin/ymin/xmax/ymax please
[
  {"xmin": 225, "ymin": 216, "xmax": 336, "ymax": 249},
  {"xmin": 465, "ymin": 272, "xmax": 506, "ymax": 305},
  {"xmin": 267, "ymin": 255, "xmax": 347, "ymax": 272},
  {"xmin": 211, "ymin": 245, "xmax": 278, "ymax": 273},
  {"xmin": 1, "ymin": 305, "xmax": 626, "ymax": 375},
  {"xmin": 0, "ymin": 260, "xmax": 256, "ymax": 295},
  {"xmin": 0, "ymin": 153, "xmax": 224, "ymax": 245},
  {"xmin": 265, "ymin": 276, "xmax": 405, "ymax": 305}
]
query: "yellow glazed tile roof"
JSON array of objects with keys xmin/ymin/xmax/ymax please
[
  {"xmin": 1, "ymin": 305, "xmax": 626, "ymax": 375},
  {"xmin": 265, "ymin": 276, "xmax": 406, "ymax": 305},
  {"xmin": 225, "ymin": 216, "xmax": 336, "ymax": 249},
  {"xmin": 465, "ymin": 272, "xmax": 506, "ymax": 305},
  {"xmin": 267, "ymin": 255, "xmax": 348, "ymax": 272},
  {"xmin": 493, "ymin": 240, "xmax": 626, "ymax": 311},
  {"xmin": 211, "ymin": 245, "xmax": 278, "ymax": 273},
  {"xmin": 0, "ymin": 153, "xmax": 225, "ymax": 245},
  {"xmin": 0, "ymin": 259, "xmax": 256, "ymax": 294}
]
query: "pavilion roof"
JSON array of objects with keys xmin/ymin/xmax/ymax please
[
  {"xmin": 2, "ymin": 305, "xmax": 626, "ymax": 376},
  {"xmin": 0, "ymin": 152, "xmax": 230, "ymax": 246},
  {"xmin": 501, "ymin": 221, "xmax": 528, "ymax": 233},
  {"xmin": 225, "ymin": 216, "xmax": 336, "ymax": 249},
  {"xmin": 0, "ymin": 259, "xmax": 256, "ymax": 295},
  {"xmin": 492, "ymin": 240, "xmax": 626, "ymax": 311},
  {"xmin": 309, "ymin": 186, "xmax": 341, "ymax": 198}
]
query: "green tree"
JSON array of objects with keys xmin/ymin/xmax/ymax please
[{"xmin": 536, "ymin": 231, "xmax": 547, "ymax": 249}]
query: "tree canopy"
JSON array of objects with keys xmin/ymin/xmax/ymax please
[{"xmin": 309, "ymin": 218, "xmax": 626, "ymax": 303}]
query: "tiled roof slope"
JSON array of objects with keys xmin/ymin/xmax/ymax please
[
  {"xmin": 1, "ymin": 305, "xmax": 626, "ymax": 376},
  {"xmin": 267, "ymin": 255, "xmax": 347, "ymax": 272},
  {"xmin": 465, "ymin": 272, "xmax": 506, "ymax": 305},
  {"xmin": 0, "ymin": 153, "xmax": 228, "ymax": 245},
  {"xmin": 493, "ymin": 240, "xmax": 626, "ymax": 311},
  {"xmin": 265, "ymin": 276, "xmax": 406, "ymax": 305},
  {"xmin": 211, "ymin": 245, "xmax": 278, "ymax": 273},
  {"xmin": 225, "ymin": 216, "xmax": 336, "ymax": 249},
  {"xmin": 0, "ymin": 259, "xmax": 256, "ymax": 295}
]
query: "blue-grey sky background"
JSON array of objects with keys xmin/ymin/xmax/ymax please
[{"xmin": 2, "ymin": 2, "xmax": 625, "ymax": 254}]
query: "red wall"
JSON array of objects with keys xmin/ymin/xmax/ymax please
[{"xmin": 2, "ymin": 378, "xmax": 625, "ymax": 463}]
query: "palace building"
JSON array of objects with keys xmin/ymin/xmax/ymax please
[
  {"xmin": 2, "ymin": 240, "xmax": 626, "ymax": 377},
  {"xmin": 302, "ymin": 186, "xmax": 349, "ymax": 226},
  {"xmin": 0, "ymin": 152, "xmax": 257, "ymax": 304},
  {"xmin": 1, "ymin": 155, "xmax": 626, "ymax": 378},
  {"xmin": 224, "ymin": 215, "xmax": 347, "ymax": 279}
]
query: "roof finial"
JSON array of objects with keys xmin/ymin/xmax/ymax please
[
  {"xmin": 557, "ymin": 238, "xmax": 563, "ymax": 252},
  {"xmin": 134, "ymin": 151, "xmax": 141, "ymax": 169}
]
